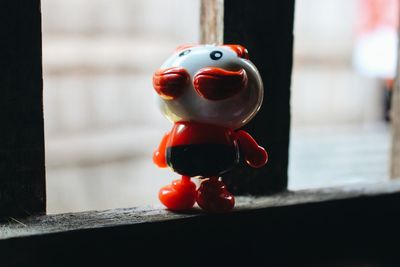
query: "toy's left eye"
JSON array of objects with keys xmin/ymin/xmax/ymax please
[
  {"xmin": 210, "ymin": 51, "xmax": 223, "ymax": 60},
  {"xmin": 179, "ymin": 50, "xmax": 191, "ymax": 57}
]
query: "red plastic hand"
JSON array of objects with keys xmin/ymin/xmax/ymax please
[
  {"xmin": 153, "ymin": 132, "xmax": 170, "ymax": 168},
  {"xmin": 235, "ymin": 130, "xmax": 268, "ymax": 168}
]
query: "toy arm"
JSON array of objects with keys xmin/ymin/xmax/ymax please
[
  {"xmin": 153, "ymin": 131, "xmax": 170, "ymax": 168},
  {"xmin": 235, "ymin": 130, "xmax": 268, "ymax": 168}
]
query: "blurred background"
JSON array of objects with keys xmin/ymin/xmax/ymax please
[
  {"xmin": 289, "ymin": 0, "xmax": 397, "ymax": 189},
  {"xmin": 42, "ymin": 0, "xmax": 398, "ymax": 214},
  {"xmin": 42, "ymin": 0, "xmax": 200, "ymax": 213}
]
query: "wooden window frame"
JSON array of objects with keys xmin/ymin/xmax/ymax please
[
  {"xmin": 0, "ymin": 0, "xmax": 45, "ymax": 218},
  {"xmin": 1, "ymin": 1, "xmax": 400, "ymax": 266}
]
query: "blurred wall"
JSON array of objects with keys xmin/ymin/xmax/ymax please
[
  {"xmin": 43, "ymin": 0, "xmax": 200, "ymax": 167},
  {"xmin": 42, "ymin": 0, "xmax": 200, "ymax": 213},
  {"xmin": 43, "ymin": 0, "xmax": 199, "ymax": 139},
  {"xmin": 292, "ymin": 0, "xmax": 383, "ymax": 126}
]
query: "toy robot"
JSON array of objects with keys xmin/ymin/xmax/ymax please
[{"xmin": 153, "ymin": 44, "xmax": 267, "ymax": 212}]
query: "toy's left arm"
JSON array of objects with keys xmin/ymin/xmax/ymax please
[
  {"xmin": 153, "ymin": 131, "xmax": 170, "ymax": 168},
  {"xmin": 235, "ymin": 130, "xmax": 268, "ymax": 168}
]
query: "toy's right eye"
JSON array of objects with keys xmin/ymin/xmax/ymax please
[
  {"xmin": 210, "ymin": 50, "xmax": 223, "ymax": 60},
  {"xmin": 179, "ymin": 50, "xmax": 191, "ymax": 57}
]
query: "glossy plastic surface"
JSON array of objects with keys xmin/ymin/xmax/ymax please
[
  {"xmin": 196, "ymin": 177, "xmax": 235, "ymax": 213},
  {"xmin": 159, "ymin": 176, "xmax": 196, "ymax": 211},
  {"xmin": 154, "ymin": 44, "xmax": 263, "ymax": 129},
  {"xmin": 153, "ymin": 67, "xmax": 189, "ymax": 100},
  {"xmin": 152, "ymin": 44, "xmax": 268, "ymax": 213},
  {"xmin": 193, "ymin": 67, "xmax": 248, "ymax": 100},
  {"xmin": 235, "ymin": 130, "xmax": 268, "ymax": 168}
]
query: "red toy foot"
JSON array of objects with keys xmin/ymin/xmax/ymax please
[
  {"xmin": 159, "ymin": 176, "xmax": 196, "ymax": 211},
  {"xmin": 196, "ymin": 177, "xmax": 235, "ymax": 213}
]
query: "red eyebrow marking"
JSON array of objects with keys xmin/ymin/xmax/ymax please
[
  {"xmin": 193, "ymin": 67, "xmax": 248, "ymax": 101},
  {"xmin": 153, "ymin": 67, "xmax": 190, "ymax": 100},
  {"xmin": 222, "ymin": 44, "xmax": 249, "ymax": 59}
]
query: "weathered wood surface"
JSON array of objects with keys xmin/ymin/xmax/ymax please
[
  {"xmin": 222, "ymin": 0, "xmax": 294, "ymax": 194},
  {"xmin": 200, "ymin": 0, "xmax": 224, "ymax": 44},
  {"xmin": 391, "ymin": 35, "xmax": 400, "ymax": 178},
  {"xmin": 0, "ymin": 1, "xmax": 45, "ymax": 217},
  {"xmin": 1, "ymin": 181, "xmax": 400, "ymax": 266},
  {"xmin": 2, "ymin": 180, "xmax": 400, "ymax": 239}
]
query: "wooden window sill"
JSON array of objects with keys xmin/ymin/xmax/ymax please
[
  {"xmin": 2, "ymin": 180, "xmax": 400, "ymax": 240},
  {"xmin": 2, "ymin": 180, "xmax": 400, "ymax": 265}
]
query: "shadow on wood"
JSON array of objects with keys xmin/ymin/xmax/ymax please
[{"xmin": 1, "ymin": 182, "xmax": 400, "ymax": 266}]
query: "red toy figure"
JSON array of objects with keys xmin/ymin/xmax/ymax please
[{"xmin": 153, "ymin": 44, "xmax": 267, "ymax": 212}]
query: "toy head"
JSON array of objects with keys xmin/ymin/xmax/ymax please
[{"xmin": 153, "ymin": 44, "xmax": 263, "ymax": 129}]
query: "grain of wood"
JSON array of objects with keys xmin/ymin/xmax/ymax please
[
  {"xmin": 3, "ymin": 181, "xmax": 400, "ymax": 266},
  {"xmin": 200, "ymin": 0, "xmax": 224, "ymax": 44},
  {"xmin": 391, "ymin": 38, "xmax": 400, "ymax": 178},
  {"xmin": 2, "ymin": 180, "xmax": 400, "ymax": 240}
]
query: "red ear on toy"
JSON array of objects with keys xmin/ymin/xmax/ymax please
[
  {"xmin": 175, "ymin": 44, "xmax": 196, "ymax": 52},
  {"xmin": 222, "ymin": 45, "xmax": 249, "ymax": 60}
]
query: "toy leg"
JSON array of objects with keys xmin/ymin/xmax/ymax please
[
  {"xmin": 159, "ymin": 176, "xmax": 196, "ymax": 211},
  {"xmin": 196, "ymin": 177, "xmax": 235, "ymax": 213}
]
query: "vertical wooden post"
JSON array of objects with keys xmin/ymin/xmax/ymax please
[
  {"xmin": 200, "ymin": 0, "xmax": 224, "ymax": 44},
  {"xmin": 0, "ymin": 1, "xmax": 46, "ymax": 217},
  {"xmin": 222, "ymin": 0, "xmax": 295, "ymax": 194},
  {"xmin": 391, "ymin": 36, "xmax": 400, "ymax": 178}
]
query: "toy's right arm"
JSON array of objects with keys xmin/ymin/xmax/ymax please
[
  {"xmin": 235, "ymin": 130, "xmax": 268, "ymax": 168},
  {"xmin": 153, "ymin": 131, "xmax": 170, "ymax": 168}
]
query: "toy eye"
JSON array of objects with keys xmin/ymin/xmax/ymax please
[
  {"xmin": 210, "ymin": 51, "xmax": 223, "ymax": 60},
  {"xmin": 179, "ymin": 50, "xmax": 191, "ymax": 57}
]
